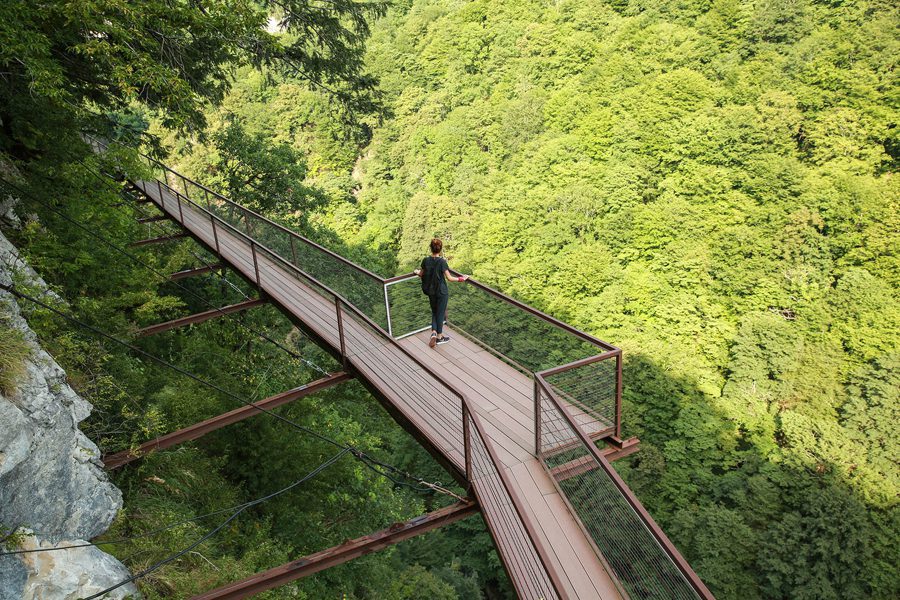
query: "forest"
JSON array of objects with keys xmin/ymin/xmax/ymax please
[{"xmin": 1, "ymin": 0, "xmax": 897, "ymax": 598}]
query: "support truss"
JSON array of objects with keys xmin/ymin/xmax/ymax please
[
  {"xmin": 103, "ymin": 371, "xmax": 353, "ymax": 469},
  {"xmin": 129, "ymin": 232, "xmax": 189, "ymax": 246},
  {"xmin": 191, "ymin": 500, "xmax": 479, "ymax": 600},
  {"xmin": 169, "ymin": 264, "xmax": 224, "ymax": 281},
  {"xmin": 137, "ymin": 215, "xmax": 169, "ymax": 223},
  {"xmin": 136, "ymin": 298, "xmax": 268, "ymax": 337}
]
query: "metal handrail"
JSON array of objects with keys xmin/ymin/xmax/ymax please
[
  {"xmin": 128, "ymin": 138, "xmax": 616, "ymax": 351},
  {"xmin": 535, "ymin": 375, "xmax": 714, "ymax": 600},
  {"xmin": 90, "ymin": 132, "xmax": 623, "ymax": 441},
  {"xmin": 142, "ymin": 175, "xmax": 566, "ymax": 599},
  {"xmin": 160, "ymin": 166, "xmax": 384, "ymax": 282}
]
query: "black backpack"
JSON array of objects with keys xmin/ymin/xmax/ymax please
[{"xmin": 421, "ymin": 257, "xmax": 443, "ymax": 296}]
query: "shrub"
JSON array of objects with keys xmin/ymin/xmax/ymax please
[{"xmin": 0, "ymin": 316, "xmax": 30, "ymax": 395}]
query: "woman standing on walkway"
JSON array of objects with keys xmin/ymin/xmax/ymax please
[{"xmin": 414, "ymin": 238, "xmax": 468, "ymax": 347}]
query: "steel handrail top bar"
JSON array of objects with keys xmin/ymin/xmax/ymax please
[
  {"xmin": 140, "ymin": 174, "xmax": 567, "ymax": 598},
  {"xmin": 153, "ymin": 159, "xmax": 383, "ymax": 283},
  {"xmin": 108, "ymin": 139, "xmax": 619, "ymax": 357},
  {"xmin": 383, "ymin": 271, "xmax": 619, "ymax": 353}
]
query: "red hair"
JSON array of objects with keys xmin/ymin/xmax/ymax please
[{"xmin": 430, "ymin": 238, "xmax": 443, "ymax": 254}]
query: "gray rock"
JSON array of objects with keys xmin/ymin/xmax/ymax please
[
  {"xmin": 0, "ymin": 194, "xmax": 20, "ymax": 228},
  {"xmin": 0, "ymin": 554, "xmax": 27, "ymax": 600},
  {"xmin": 7, "ymin": 534, "xmax": 138, "ymax": 599},
  {"xmin": 0, "ymin": 399, "xmax": 29, "ymax": 478},
  {"xmin": 0, "ymin": 229, "xmax": 140, "ymax": 598}
]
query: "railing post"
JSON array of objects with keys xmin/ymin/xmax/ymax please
[
  {"xmin": 245, "ymin": 212, "xmax": 253, "ymax": 237},
  {"xmin": 335, "ymin": 296, "xmax": 348, "ymax": 368},
  {"xmin": 210, "ymin": 214, "xmax": 220, "ymax": 256},
  {"xmin": 204, "ymin": 188, "xmax": 212, "ymax": 212},
  {"xmin": 250, "ymin": 241, "xmax": 261, "ymax": 290},
  {"xmin": 384, "ymin": 283, "xmax": 393, "ymax": 337},
  {"xmin": 176, "ymin": 190, "xmax": 184, "ymax": 223},
  {"xmin": 156, "ymin": 180, "xmax": 164, "ymax": 211},
  {"xmin": 462, "ymin": 402, "xmax": 472, "ymax": 483},
  {"xmin": 534, "ymin": 377, "xmax": 541, "ymax": 458},
  {"xmin": 615, "ymin": 351, "xmax": 623, "ymax": 439},
  {"xmin": 290, "ymin": 236, "xmax": 298, "ymax": 266},
  {"xmin": 181, "ymin": 175, "xmax": 190, "ymax": 199}
]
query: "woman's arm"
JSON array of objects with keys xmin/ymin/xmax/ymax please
[{"xmin": 444, "ymin": 270, "xmax": 468, "ymax": 282}]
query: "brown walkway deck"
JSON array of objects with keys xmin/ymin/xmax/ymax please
[{"xmin": 135, "ymin": 181, "xmax": 623, "ymax": 599}]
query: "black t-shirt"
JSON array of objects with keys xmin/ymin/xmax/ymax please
[{"xmin": 421, "ymin": 256, "xmax": 449, "ymax": 296}]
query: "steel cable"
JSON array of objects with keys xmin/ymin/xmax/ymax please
[{"xmin": 0, "ymin": 282, "xmax": 461, "ymax": 499}]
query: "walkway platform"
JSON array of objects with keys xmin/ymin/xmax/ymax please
[{"xmin": 135, "ymin": 179, "xmax": 622, "ymax": 599}]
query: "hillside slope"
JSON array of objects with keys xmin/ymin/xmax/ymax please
[
  {"xmin": 0, "ymin": 227, "xmax": 137, "ymax": 599},
  {"xmin": 336, "ymin": 1, "xmax": 898, "ymax": 598}
]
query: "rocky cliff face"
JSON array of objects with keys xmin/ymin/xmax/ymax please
[{"xmin": 0, "ymin": 227, "xmax": 139, "ymax": 599}]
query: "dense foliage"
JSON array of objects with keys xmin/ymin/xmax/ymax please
[
  {"xmin": 1, "ymin": 0, "xmax": 897, "ymax": 598},
  {"xmin": 328, "ymin": 1, "xmax": 896, "ymax": 598},
  {"xmin": 0, "ymin": 0, "xmax": 502, "ymax": 597}
]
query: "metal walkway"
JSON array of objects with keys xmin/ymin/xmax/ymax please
[{"xmin": 116, "ymin": 145, "xmax": 713, "ymax": 599}]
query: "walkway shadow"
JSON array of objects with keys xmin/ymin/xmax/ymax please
[{"xmin": 613, "ymin": 352, "xmax": 890, "ymax": 600}]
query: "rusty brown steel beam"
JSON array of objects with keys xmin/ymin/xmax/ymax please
[
  {"xmin": 103, "ymin": 371, "xmax": 353, "ymax": 470},
  {"xmin": 191, "ymin": 500, "xmax": 479, "ymax": 600},
  {"xmin": 539, "ymin": 426, "xmax": 616, "ymax": 460},
  {"xmin": 136, "ymin": 215, "xmax": 168, "ymax": 223},
  {"xmin": 549, "ymin": 438, "xmax": 641, "ymax": 482},
  {"xmin": 129, "ymin": 232, "xmax": 188, "ymax": 247},
  {"xmin": 169, "ymin": 264, "xmax": 224, "ymax": 281},
  {"xmin": 603, "ymin": 436, "xmax": 640, "ymax": 460},
  {"xmin": 136, "ymin": 298, "xmax": 268, "ymax": 337}
]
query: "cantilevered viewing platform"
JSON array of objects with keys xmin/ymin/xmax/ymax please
[{"xmin": 91, "ymin": 136, "xmax": 713, "ymax": 600}]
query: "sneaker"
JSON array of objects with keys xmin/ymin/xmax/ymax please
[
  {"xmin": 436, "ymin": 336, "xmax": 451, "ymax": 345},
  {"xmin": 429, "ymin": 334, "xmax": 437, "ymax": 348}
]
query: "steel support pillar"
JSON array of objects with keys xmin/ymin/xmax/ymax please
[
  {"xmin": 169, "ymin": 264, "xmax": 224, "ymax": 281},
  {"xmin": 129, "ymin": 232, "xmax": 189, "ymax": 247},
  {"xmin": 549, "ymin": 439, "xmax": 641, "ymax": 483},
  {"xmin": 191, "ymin": 500, "xmax": 479, "ymax": 600},
  {"xmin": 103, "ymin": 371, "xmax": 353, "ymax": 469},
  {"xmin": 136, "ymin": 298, "xmax": 268, "ymax": 337}
]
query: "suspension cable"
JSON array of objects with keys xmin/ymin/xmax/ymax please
[
  {"xmin": 0, "ymin": 176, "xmax": 330, "ymax": 376},
  {"xmin": 83, "ymin": 447, "xmax": 351, "ymax": 599},
  {"xmin": 0, "ymin": 282, "xmax": 464, "ymax": 501},
  {"xmin": 0, "ymin": 449, "xmax": 353, "ymax": 558}
]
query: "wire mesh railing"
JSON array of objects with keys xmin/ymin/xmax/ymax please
[
  {"xmin": 385, "ymin": 275, "xmax": 608, "ymax": 371},
  {"xmin": 384, "ymin": 275, "xmax": 433, "ymax": 339},
  {"xmin": 152, "ymin": 158, "xmax": 389, "ymax": 329},
  {"xmin": 539, "ymin": 353, "xmax": 622, "ymax": 442},
  {"xmin": 536, "ymin": 377, "xmax": 713, "ymax": 600},
  {"xmin": 467, "ymin": 408, "xmax": 562, "ymax": 600}
]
